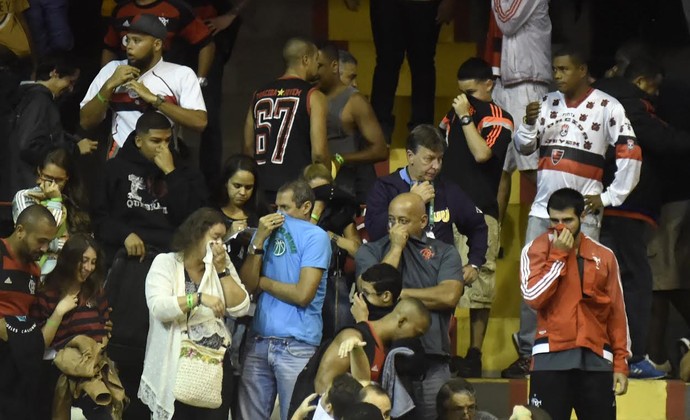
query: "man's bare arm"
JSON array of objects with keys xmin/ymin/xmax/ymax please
[
  {"xmin": 308, "ymin": 89, "xmax": 330, "ymax": 164},
  {"xmin": 243, "ymin": 106, "xmax": 255, "ymax": 156},
  {"xmin": 196, "ymin": 41, "xmax": 216, "ymax": 79},
  {"xmin": 259, "ymin": 267, "xmax": 323, "ymax": 307},
  {"xmin": 342, "ymin": 94, "xmax": 388, "ymax": 163}
]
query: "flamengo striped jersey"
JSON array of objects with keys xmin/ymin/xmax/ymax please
[
  {"xmin": 0, "ymin": 239, "xmax": 41, "ymax": 317},
  {"xmin": 514, "ymin": 88, "xmax": 641, "ymax": 219}
]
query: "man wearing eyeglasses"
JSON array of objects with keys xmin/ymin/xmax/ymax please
[{"xmin": 355, "ymin": 192, "xmax": 464, "ymax": 420}]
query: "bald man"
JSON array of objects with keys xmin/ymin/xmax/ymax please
[
  {"xmin": 243, "ymin": 37, "xmax": 330, "ymax": 202},
  {"xmin": 0, "ymin": 205, "xmax": 57, "ymax": 419},
  {"xmin": 314, "ymin": 297, "xmax": 430, "ymax": 394},
  {"xmin": 355, "ymin": 193, "xmax": 464, "ymax": 420}
]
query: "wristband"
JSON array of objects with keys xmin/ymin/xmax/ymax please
[
  {"xmin": 186, "ymin": 293, "xmax": 194, "ymax": 309},
  {"xmin": 97, "ymin": 92, "xmax": 108, "ymax": 104},
  {"xmin": 49, "ymin": 197, "xmax": 63, "ymax": 202},
  {"xmin": 334, "ymin": 153, "xmax": 345, "ymax": 165},
  {"xmin": 311, "ymin": 213, "xmax": 320, "ymax": 222},
  {"xmin": 46, "ymin": 319, "xmax": 60, "ymax": 327},
  {"xmin": 197, "ymin": 292, "xmax": 202, "ymax": 307}
]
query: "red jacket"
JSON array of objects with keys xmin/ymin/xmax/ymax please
[{"xmin": 520, "ymin": 231, "xmax": 630, "ymax": 374}]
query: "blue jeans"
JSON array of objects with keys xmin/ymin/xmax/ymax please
[
  {"xmin": 238, "ymin": 335, "xmax": 316, "ymax": 420},
  {"xmin": 24, "ymin": 0, "xmax": 73, "ymax": 55},
  {"xmin": 411, "ymin": 360, "xmax": 451, "ymax": 420}
]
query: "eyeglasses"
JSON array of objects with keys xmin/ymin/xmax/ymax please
[{"xmin": 38, "ymin": 173, "xmax": 69, "ymax": 185}]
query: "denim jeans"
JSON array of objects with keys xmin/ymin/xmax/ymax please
[
  {"xmin": 24, "ymin": 0, "xmax": 74, "ymax": 55},
  {"xmin": 238, "ymin": 335, "xmax": 316, "ymax": 420},
  {"xmin": 411, "ymin": 359, "xmax": 451, "ymax": 420}
]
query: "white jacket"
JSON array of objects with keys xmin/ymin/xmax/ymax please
[
  {"xmin": 492, "ymin": 0, "xmax": 552, "ymax": 86},
  {"xmin": 138, "ymin": 248, "xmax": 250, "ymax": 420}
]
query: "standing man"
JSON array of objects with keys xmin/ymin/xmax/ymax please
[
  {"xmin": 521, "ymin": 188, "xmax": 629, "ymax": 420},
  {"xmin": 343, "ymin": 0, "xmax": 456, "ymax": 139},
  {"xmin": 101, "ymin": 0, "xmax": 215, "ymax": 84},
  {"xmin": 80, "ymin": 14, "xmax": 207, "ymax": 156},
  {"xmin": 243, "ymin": 37, "xmax": 329, "ymax": 202},
  {"xmin": 0, "ymin": 205, "xmax": 58, "ymax": 420},
  {"xmin": 339, "ymin": 49, "xmax": 359, "ymax": 89},
  {"xmin": 8, "ymin": 54, "xmax": 98, "ymax": 197},
  {"xmin": 439, "ymin": 57, "xmax": 514, "ymax": 377},
  {"xmin": 365, "ymin": 124, "xmax": 488, "ymax": 277},
  {"xmin": 317, "ymin": 43, "xmax": 388, "ymax": 203},
  {"xmin": 506, "ymin": 47, "xmax": 641, "ymax": 379},
  {"xmin": 356, "ymin": 193, "xmax": 464, "ymax": 420},
  {"xmin": 238, "ymin": 180, "xmax": 331, "ymax": 420}
]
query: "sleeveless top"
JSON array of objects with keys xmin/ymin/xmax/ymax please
[{"xmin": 250, "ymin": 77, "xmax": 316, "ymax": 194}]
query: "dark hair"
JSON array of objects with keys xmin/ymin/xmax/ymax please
[
  {"xmin": 339, "ymin": 49, "xmax": 358, "ymax": 66},
  {"xmin": 614, "ymin": 40, "xmax": 653, "ymax": 70},
  {"xmin": 623, "ymin": 57, "xmax": 664, "ymax": 82},
  {"xmin": 327, "ymin": 374, "xmax": 364, "ymax": 419},
  {"xmin": 553, "ymin": 45, "xmax": 589, "ymax": 67},
  {"xmin": 358, "ymin": 384, "xmax": 388, "ymax": 402},
  {"xmin": 361, "ymin": 263, "xmax": 403, "ymax": 301},
  {"xmin": 546, "ymin": 188, "xmax": 585, "ymax": 216},
  {"xmin": 319, "ymin": 42, "xmax": 340, "ymax": 63},
  {"xmin": 41, "ymin": 149, "xmax": 91, "ymax": 233},
  {"xmin": 15, "ymin": 204, "xmax": 57, "ymax": 232},
  {"xmin": 340, "ymin": 402, "xmax": 384, "ymax": 420},
  {"xmin": 406, "ymin": 124, "xmax": 446, "ymax": 154},
  {"xmin": 171, "ymin": 208, "xmax": 226, "ymax": 254},
  {"xmin": 135, "ymin": 110, "xmax": 171, "ymax": 134},
  {"xmin": 216, "ymin": 154, "xmax": 266, "ymax": 216},
  {"xmin": 35, "ymin": 52, "xmax": 79, "ymax": 81},
  {"xmin": 277, "ymin": 179, "xmax": 315, "ymax": 209},
  {"xmin": 44, "ymin": 234, "xmax": 105, "ymax": 303},
  {"xmin": 457, "ymin": 57, "xmax": 493, "ymax": 81},
  {"xmin": 436, "ymin": 378, "xmax": 476, "ymax": 420}
]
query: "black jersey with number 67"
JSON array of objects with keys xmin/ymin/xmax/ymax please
[{"xmin": 250, "ymin": 77, "xmax": 316, "ymax": 194}]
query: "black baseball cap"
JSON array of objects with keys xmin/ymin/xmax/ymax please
[{"xmin": 129, "ymin": 14, "xmax": 167, "ymax": 40}]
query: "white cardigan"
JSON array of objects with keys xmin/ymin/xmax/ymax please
[{"xmin": 138, "ymin": 248, "xmax": 250, "ymax": 420}]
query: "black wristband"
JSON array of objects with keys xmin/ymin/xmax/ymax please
[{"xmin": 197, "ymin": 292, "xmax": 202, "ymax": 307}]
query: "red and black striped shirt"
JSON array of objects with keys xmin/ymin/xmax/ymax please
[
  {"xmin": 30, "ymin": 288, "xmax": 110, "ymax": 349},
  {"xmin": 0, "ymin": 239, "xmax": 41, "ymax": 317}
]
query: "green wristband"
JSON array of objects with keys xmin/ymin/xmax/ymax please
[{"xmin": 334, "ymin": 153, "xmax": 345, "ymax": 165}]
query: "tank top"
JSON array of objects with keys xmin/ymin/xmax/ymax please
[{"xmin": 250, "ymin": 77, "xmax": 316, "ymax": 194}]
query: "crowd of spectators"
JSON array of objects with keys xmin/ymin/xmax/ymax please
[{"xmin": 2, "ymin": 0, "xmax": 690, "ymax": 420}]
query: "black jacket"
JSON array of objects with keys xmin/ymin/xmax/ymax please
[
  {"xmin": 594, "ymin": 77, "xmax": 690, "ymax": 220},
  {"xmin": 7, "ymin": 84, "xmax": 78, "ymax": 197},
  {"xmin": 93, "ymin": 132, "xmax": 208, "ymax": 262}
]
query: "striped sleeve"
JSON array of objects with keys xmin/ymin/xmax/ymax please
[
  {"xmin": 520, "ymin": 236, "xmax": 569, "ymax": 309},
  {"xmin": 478, "ymin": 103, "xmax": 514, "ymax": 150},
  {"xmin": 601, "ymin": 103, "xmax": 641, "ymax": 207}
]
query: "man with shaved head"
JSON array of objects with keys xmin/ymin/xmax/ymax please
[
  {"xmin": 317, "ymin": 43, "xmax": 388, "ymax": 203},
  {"xmin": 243, "ymin": 37, "xmax": 330, "ymax": 202},
  {"xmin": 356, "ymin": 192, "xmax": 464, "ymax": 420},
  {"xmin": 0, "ymin": 205, "xmax": 57, "ymax": 419}
]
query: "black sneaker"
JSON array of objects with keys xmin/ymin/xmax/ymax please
[
  {"xmin": 501, "ymin": 356, "xmax": 531, "ymax": 379},
  {"xmin": 451, "ymin": 347, "xmax": 482, "ymax": 378}
]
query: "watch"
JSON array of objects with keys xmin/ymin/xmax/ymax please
[
  {"xmin": 153, "ymin": 94, "xmax": 165, "ymax": 108},
  {"xmin": 459, "ymin": 115, "xmax": 472, "ymax": 126},
  {"xmin": 198, "ymin": 77, "xmax": 208, "ymax": 87},
  {"xmin": 248, "ymin": 244, "xmax": 264, "ymax": 255}
]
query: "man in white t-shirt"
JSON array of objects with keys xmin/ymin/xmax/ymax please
[{"xmin": 79, "ymin": 13, "xmax": 207, "ymax": 157}]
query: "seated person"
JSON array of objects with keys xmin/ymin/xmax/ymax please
[
  {"xmin": 436, "ymin": 378, "xmax": 498, "ymax": 420},
  {"xmin": 341, "ymin": 402, "xmax": 384, "ymax": 420},
  {"xmin": 288, "ymin": 297, "xmax": 429, "ymax": 418},
  {"xmin": 315, "ymin": 297, "xmax": 430, "ymax": 393},
  {"xmin": 313, "ymin": 373, "xmax": 363, "ymax": 420},
  {"xmin": 351, "ymin": 263, "xmax": 402, "ymax": 322},
  {"xmin": 358, "ymin": 384, "xmax": 391, "ymax": 420}
]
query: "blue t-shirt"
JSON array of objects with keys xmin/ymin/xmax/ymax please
[{"xmin": 252, "ymin": 214, "xmax": 331, "ymax": 345}]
